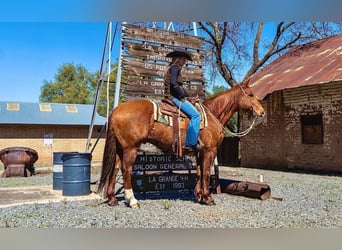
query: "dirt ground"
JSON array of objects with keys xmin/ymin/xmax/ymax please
[
  {"xmin": 0, "ymin": 185, "xmax": 101, "ymax": 208},
  {"xmin": 0, "ymin": 166, "xmax": 102, "ymax": 208}
]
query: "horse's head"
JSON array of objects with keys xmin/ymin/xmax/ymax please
[{"xmin": 238, "ymin": 79, "xmax": 265, "ymax": 117}]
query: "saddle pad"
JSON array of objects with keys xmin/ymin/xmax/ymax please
[{"xmin": 151, "ymin": 100, "xmax": 208, "ymax": 129}]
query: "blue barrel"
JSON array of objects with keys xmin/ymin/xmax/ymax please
[
  {"xmin": 62, "ymin": 153, "xmax": 92, "ymax": 196},
  {"xmin": 53, "ymin": 152, "xmax": 77, "ymax": 190}
]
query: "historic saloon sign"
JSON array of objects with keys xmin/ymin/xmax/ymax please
[
  {"xmin": 131, "ymin": 154, "xmax": 197, "ymax": 193},
  {"xmin": 121, "ymin": 24, "xmax": 206, "ymax": 100}
]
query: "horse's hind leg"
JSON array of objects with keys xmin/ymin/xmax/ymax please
[
  {"xmin": 105, "ymin": 155, "xmax": 121, "ymax": 206},
  {"xmin": 194, "ymin": 155, "xmax": 203, "ymax": 202},
  {"xmin": 121, "ymin": 147, "xmax": 139, "ymax": 208}
]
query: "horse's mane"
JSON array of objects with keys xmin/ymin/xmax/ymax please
[{"xmin": 203, "ymin": 86, "xmax": 239, "ymax": 124}]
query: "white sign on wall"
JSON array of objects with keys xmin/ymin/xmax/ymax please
[{"xmin": 43, "ymin": 133, "xmax": 53, "ymax": 146}]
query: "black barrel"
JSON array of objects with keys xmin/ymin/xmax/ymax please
[
  {"xmin": 62, "ymin": 153, "xmax": 92, "ymax": 196},
  {"xmin": 52, "ymin": 152, "xmax": 77, "ymax": 190}
]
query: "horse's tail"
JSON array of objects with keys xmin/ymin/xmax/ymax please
[{"xmin": 97, "ymin": 123, "xmax": 117, "ymax": 194}]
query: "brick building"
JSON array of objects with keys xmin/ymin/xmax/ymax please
[
  {"xmin": 241, "ymin": 34, "xmax": 342, "ymax": 173},
  {"xmin": 0, "ymin": 102, "xmax": 106, "ymax": 166}
]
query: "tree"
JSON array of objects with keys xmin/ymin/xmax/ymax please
[
  {"xmin": 130, "ymin": 22, "xmax": 341, "ymax": 88},
  {"xmin": 90, "ymin": 63, "xmax": 120, "ymax": 117},
  {"xmin": 39, "ymin": 62, "xmax": 123, "ymax": 118},
  {"xmin": 40, "ymin": 63, "xmax": 95, "ymax": 104},
  {"xmin": 198, "ymin": 22, "xmax": 342, "ymax": 87}
]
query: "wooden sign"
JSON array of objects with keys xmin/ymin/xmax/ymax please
[
  {"xmin": 132, "ymin": 173, "xmax": 197, "ymax": 192},
  {"xmin": 122, "ymin": 24, "xmax": 204, "ymax": 50},
  {"xmin": 122, "ymin": 59, "xmax": 205, "ymax": 82},
  {"xmin": 121, "ymin": 24, "xmax": 206, "ymax": 100},
  {"xmin": 124, "ymin": 79, "xmax": 205, "ymax": 97},
  {"xmin": 133, "ymin": 154, "xmax": 196, "ymax": 171},
  {"xmin": 131, "ymin": 154, "xmax": 197, "ymax": 193},
  {"xmin": 123, "ymin": 41, "xmax": 203, "ymax": 66}
]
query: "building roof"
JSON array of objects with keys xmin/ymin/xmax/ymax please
[
  {"xmin": 249, "ymin": 34, "xmax": 342, "ymax": 100},
  {"xmin": 0, "ymin": 102, "xmax": 106, "ymax": 125}
]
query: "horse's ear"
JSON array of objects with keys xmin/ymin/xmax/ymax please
[{"xmin": 242, "ymin": 79, "xmax": 251, "ymax": 88}]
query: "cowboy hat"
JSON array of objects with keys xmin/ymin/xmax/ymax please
[{"xmin": 166, "ymin": 49, "xmax": 192, "ymax": 61}]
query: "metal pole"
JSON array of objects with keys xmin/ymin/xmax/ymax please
[
  {"xmin": 113, "ymin": 22, "xmax": 125, "ymax": 108},
  {"xmin": 192, "ymin": 22, "xmax": 198, "ymax": 36},
  {"xmin": 106, "ymin": 22, "xmax": 112, "ymax": 122},
  {"xmin": 85, "ymin": 23, "xmax": 110, "ymax": 152},
  {"xmin": 167, "ymin": 22, "xmax": 174, "ymax": 31}
]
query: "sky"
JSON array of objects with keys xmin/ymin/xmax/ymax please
[
  {"xmin": 0, "ymin": 22, "xmax": 118, "ymax": 103},
  {"xmin": 1, "ymin": 21, "xmax": 340, "ymax": 104},
  {"xmin": 0, "ymin": 22, "xmax": 229, "ymax": 104},
  {"xmin": 0, "ymin": 1, "xmax": 340, "ymax": 104},
  {"xmin": 0, "ymin": 21, "xmax": 261, "ymax": 103}
]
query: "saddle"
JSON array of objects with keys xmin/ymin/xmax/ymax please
[{"xmin": 151, "ymin": 98, "xmax": 207, "ymax": 156}]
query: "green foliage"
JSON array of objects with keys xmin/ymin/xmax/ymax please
[
  {"xmin": 40, "ymin": 63, "xmax": 95, "ymax": 104},
  {"xmin": 225, "ymin": 113, "xmax": 238, "ymax": 137},
  {"xmin": 205, "ymin": 85, "xmax": 228, "ymax": 99},
  {"xmin": 91, "ymin": 63, "xmax": 119, "ymax": 117},
  {"xmin": 39, "ymin": 62, "xmax": 124, "ymax": 118},
  {"xmin": 160, "ymin": 200, "xmax": 172, "ymax": 210}
]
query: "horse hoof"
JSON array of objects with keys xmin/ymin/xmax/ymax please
[
  {"xmin": 194, "ymin": 191, "xmax": 202, "ymax": 203},
  {"xmin": 207, "ymin": 200, "xmax": 216, "ymax": 206},
  {"xmin": 200, "ymin": 199, "xmax": 216, "ymax": 206},
  {"xmin": 108, "ymin": 200, "xmax": 119, "ymax": 206},
  {"xmin": 130, "ymin": 203, "xmax": 140, "ymax": 209}
]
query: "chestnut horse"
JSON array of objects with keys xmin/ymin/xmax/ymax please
[{"xmin": 97, "ymin": 79, "xmax": 265, "ymax": 208}]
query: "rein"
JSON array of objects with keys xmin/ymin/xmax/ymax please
[
  {"xmin": 203, "ymin": 101, "xmax": 258, "ymax": 138},
  {"xmin": 223, "ymin": 115, "xmax": 257, "ymax": 137},
  {"xmin": 223, "ymin": 85, "xmax": 258, "ymax": 137}
]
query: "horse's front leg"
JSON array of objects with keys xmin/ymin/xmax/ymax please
[
  {"xmin": 121, "ymin": 148, "xmax": 139, "ymax": 208},
  {"xmin": 199, "ymin": 149, "xmax": 217, "ymax": 205}
]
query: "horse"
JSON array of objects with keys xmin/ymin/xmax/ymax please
[{"xmin": 97, "ymin": 79, "xmax": 265, "ymax": 208}]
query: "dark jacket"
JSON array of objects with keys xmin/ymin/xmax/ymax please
[{"xmin": 164, "ymin": 64, "xmax": 189, "ymax": 100}]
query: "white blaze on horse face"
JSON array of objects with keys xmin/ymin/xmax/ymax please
[
  {"xmin": 239, "ymin": 86, "xmax": 265, "ymax": 117},
  {"xmin": 124, "ymin": 189, "xmax": 139, "ymax": 208},
  {"xmin": 251, "ymin": 97, "xmax": 265, "ymax": 117}
]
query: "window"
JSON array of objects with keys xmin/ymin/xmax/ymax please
[
  {"xmin": 39, "ymin": 104, "xmax": 52, "ymax": 112},
  {"xmin": 7, "ymin": 102, "xmax": 20, "ymax": 111},
  {"xmin": 65, "ymin": 105, "xmax": 78, "ymax": 112},
  {"xmin": 301, "ymin": 114, "xmax": 323, "ymax": 144}
]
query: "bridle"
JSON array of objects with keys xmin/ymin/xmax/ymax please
[
  {"xmin": 224, "ymin": 85, "xmax": 259, "ymax": 137},
  {"xmin": 239, "ymin": 85, "xmax": 257, "ymax": 115}
]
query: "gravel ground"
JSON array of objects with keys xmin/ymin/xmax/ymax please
[{"xmin": 0, "ymin": 166, "xmax": 341, "ymax": 228}]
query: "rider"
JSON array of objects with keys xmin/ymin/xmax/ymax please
[{"xmin": 164, "ymin": 49, "xmax": 202, "ymax": 150}]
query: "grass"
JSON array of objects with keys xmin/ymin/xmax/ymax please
[
  {"xmin": 160, "ymin": 200, "xmax": 172, "ymax": 210},
  {"xmin": 0, "ymin": 163, "xmax": 102, "ymax": 188},
  {"xmin": 0, "ymin": 178, "xmax": 36, "ymax": 188}
]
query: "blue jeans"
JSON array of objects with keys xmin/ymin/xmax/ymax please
[{"xmin": 172, "ymin": 98, "xmax": 200, "ymax": 147}]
